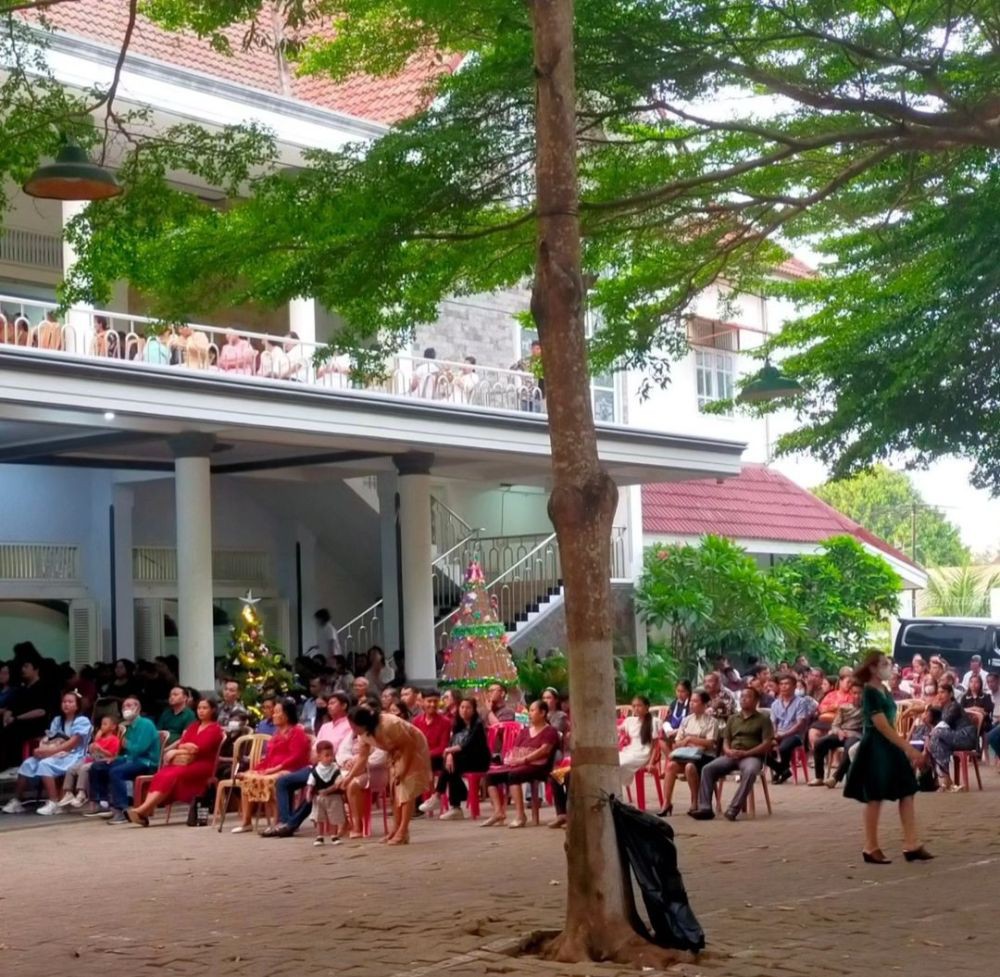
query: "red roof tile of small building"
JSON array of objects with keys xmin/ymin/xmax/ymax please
[
  {"xmin": 642, "ymin": 464, "xmax": 922, "ymax": 571},
  {"xmin": 31, "ymin": 1, "xmax": 455, "ymax": 125},
  {"xmin": 776, "ymin": 256, "xmax": 816, "ymax": 279}
]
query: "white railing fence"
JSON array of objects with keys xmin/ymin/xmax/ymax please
[
  {"xmin": 0, "ymin": 543, "xmax": 79, "ymax": 581},
  {"xmin": 0, "ymin": 293, "xmax": 618, "ymax": 419}
]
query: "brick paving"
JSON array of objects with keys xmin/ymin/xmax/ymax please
[{"xmin": 2, "ymin": 774, "xmax": 998, "ymax": 976}]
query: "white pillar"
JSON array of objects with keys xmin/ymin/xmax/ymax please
[
  {"xmin": 396, "ymin": 454, "xmax": 436, "ymax": 682},
  {"xmin": 377, "ymin": 471, "xmax": 401, "ymax": 654},
  {"xmin": 112, "ymin": 484, "xmax": 135, "ymax": 660},
  {"xmin": 626, "ymin": 484, "xmax": 648, "ymax": 656},
  {"xmin": 288, "ymin": 297, "xmax": 316, "ymax": 346},
  {"xmin": 61, "ymin": 200, "xmax": 93, "ymax": 355},
  {"xmin": 171, "ymin": 434, "xmax": 216, "ymax": 692},
  {"xmin": 296, "ymin": 526, "xmax": 318, "ymax": 657}
]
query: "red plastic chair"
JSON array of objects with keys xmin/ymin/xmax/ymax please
[
  {"xmin": 360, "ymin": 785, "xmax": 391, "ymax": 837},
  {"xmin": 626, "ymin": 767, "xmax": 664, "ymax": 811},
  {"xmin": 789, "ymin": 745, "xmax": 810, "ymax": 784}
]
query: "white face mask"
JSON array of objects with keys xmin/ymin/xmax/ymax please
[
  {"xmin": 122, "ymin": 708, "xmax": 137, "ymax": 721},
  {"xmin": 227, "ymin": 720, "xmax": 242, "ymax": 732},
  {"xmin": 877, "ymin": 662, "xmax": 893, "ymax": 682}
]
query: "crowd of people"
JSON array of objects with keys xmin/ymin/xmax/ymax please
[{"xmin": 1, "ymin": 641, "xmax": 995, "ymax": 858}]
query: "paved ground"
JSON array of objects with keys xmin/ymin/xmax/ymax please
[{"xmin": 2, "ymin": 772, "xmax": 998, "ymax": 977}]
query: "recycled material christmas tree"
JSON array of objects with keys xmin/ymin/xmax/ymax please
[
  {"xmin": 440, "ymin": 561, "xmax": 519, "ymax": 699},
  {"xmin": 226, "ymin": 590, "xmax": 293, "ymax": 717}
]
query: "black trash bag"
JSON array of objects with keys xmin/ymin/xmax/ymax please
[{"xmin": 609, "ymin": 795, "xmax": 705, "ymax": 953}]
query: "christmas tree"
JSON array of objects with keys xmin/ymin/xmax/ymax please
[
  {"xmin": 226, "ymin": 591, "xmax": 293, "ymax": 717},
  {"xmin": 441, "ymin": 561, "xmax": 519, "ymax": 703}
]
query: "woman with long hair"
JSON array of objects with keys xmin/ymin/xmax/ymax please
[
  {"xmin": 618, "ymin": 695, "xmax": 660, "ymax": 787},
  {"xmin": 843, "ymin": 651, "xmax": 933, "ymax": 864}
]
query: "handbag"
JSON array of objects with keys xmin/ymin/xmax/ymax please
[{"xmin": 670, "ymin": 746, "xmax": 705, "ymax": 763}]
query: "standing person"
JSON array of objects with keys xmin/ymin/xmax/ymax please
[
  {"xmin": 2, "ymin": 692, "xmax": 91, "ymax": 816},
  {"xmin": 313, "ymin": 609, "xmax": 342, "ymax": 661},
  {"xmin": 125, "ymin": 697, "xmax": 225, "ymax": 825},
  {"xmin": 306, "ymin": 740, "xmax": 345, "ymax": 846},
  {"xmin": 409, "ymin": 347, "xmax": 440, "ymax": 399},
  {"xmin": 338, "ymin": 703, "xmax": 432, "ymax": 845},
  {"xmin": 689, "ymin": 687, "xmax": 774, "ymax": 821},
  {"xmin": 843, "ymin": 652, "xmax": 932, "ymax": 864}
]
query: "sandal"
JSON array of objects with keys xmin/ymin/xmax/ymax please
[
  {"xmin": 507, "ymin": 818, "xmax": 527, "ymax": 829},
  {"xmin": 480, "ymin": 814, "xmax": 506, "ymax": 827}
]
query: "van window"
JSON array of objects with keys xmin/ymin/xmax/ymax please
[{"xmin": 901, "ymin": 623, "xmax": 988, "ymax": 654}]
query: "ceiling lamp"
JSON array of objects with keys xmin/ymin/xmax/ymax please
[
  {"xmin": 736, "ymin": 359, "xmax": 804, "ymax": 403},
  {"xmin": 23, "ymin": 142, "xmax": 122, "ymax": 201}
]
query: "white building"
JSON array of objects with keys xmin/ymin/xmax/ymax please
[{"xmin": 0, "ymin": 5, "xmax": 917, "ymax": 689}]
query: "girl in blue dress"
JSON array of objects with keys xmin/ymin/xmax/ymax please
[
  {"xmin": 1, "ymin": 691, "xmax": 92, "ymax": 817},
  {"xmin": 844, "ymin": 652, "xmax": 933, "ymax": 865}
]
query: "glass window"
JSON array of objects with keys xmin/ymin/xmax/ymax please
[
  {"xmin": 901, "ymin": 623, "xmax": 988, "ymax": 653},
  {"xmin": 694, "ymin": 348, "xmax": 735, "ymax": 412}
]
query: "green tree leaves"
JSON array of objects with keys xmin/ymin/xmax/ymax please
[{"xmin": 813, "ymin": 466, "xmax": 968, "ymax": 567}]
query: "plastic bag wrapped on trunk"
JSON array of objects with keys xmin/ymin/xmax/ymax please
[{"xmin": 610, "ymin": 795, "xmax": 705, "ymax": 953}]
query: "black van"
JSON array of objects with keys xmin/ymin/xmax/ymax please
[{"xmin": 893, "ymin": 617, "xmax": 1000, "ymax": 673}]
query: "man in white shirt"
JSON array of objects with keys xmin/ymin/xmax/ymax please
[
  {"xmin": 313, "ymin": 608, "xmax": 342, "ymax": 660},
  {"xmin": 961, "ymin": 655, "xmax": 984, "ymax": 690},
  {"xmin": 410, "ymin": 347, "xmax": 440, "ymax": 399}
]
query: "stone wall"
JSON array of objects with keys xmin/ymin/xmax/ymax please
[
  {"xmin": 413, "ymin": 289, "xmax": 531, "ymax": 369},
  {"xmin": 509, "ymin": 582, "xmax": 639, "ymax": 658}
]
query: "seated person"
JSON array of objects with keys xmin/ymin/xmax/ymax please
[
  {"xmin": 702, "ymin": 671, "xmax": 736, "ymax": 722},
  {"xmin": 808, "ymin": 668, "xmax": 855, "ymax": 749},
  {"xmin": 482, "ymin": 700, "xmax": 559, "ymax": 828},
  {"xmin": 766, "ymin": 674, "xmax": 815, "ymax": 784},
  {"xmin": 808, "ymin": 680, "xmax": 863, "ymax": 787},
  {"xmin": 336, "ymin": 727, "xmax": 389, "ymax": 839},
  {"xmin": 230, "ymin": 698, "xmax": 311, "ymax": 833},
  {"xmin": 663, "ymin": 680, "xmax": 692, "ymax": 733},
  {"xmin": 126, "ymin": 697, "xmax": 224, "ymax": 825},
  {"xmin": 2, "ymin": 692, "xmax": 91, "ymax": 816},
  {"xmin": 85, "ymin": 695, "xmax": 160, "ymax": 822},
  {"xmin": 414, "ymin": 689, "xmax": 453, "ymax": 813},
  {"xmin": 426, "ymin": 696, "xmax": 491, "ymax": 821},
  {"xmin": 618, "ymin": 695, "xmax": 661, "ymax": 788},
  {"xmin": 928, "ymin": 683, "xmax": 978, "ymax": 791},
  {"xmin": 689, "ymin": 686, "xmax": 774, "ymax": 821},
  {"xmin": 58, "ymin": 713, "xmax": 121, "ymax": 809},
  {"xmin": 157, "ymin": 685, "xmax": 196, "ymax": 746},
  {"xmin": 0, "ymin": 656, "xmax": 54, "ymax": 772},
  {"xmin": 255, "ymin": 696, "xmax": 278, "ymax": 735},
  {"xmin": 960, "ymin": 675, "xmax": 993, "ymax": 732},
  {"xmin": 657, "ymin": 690, "xmax": 719, "ymax": 817}
]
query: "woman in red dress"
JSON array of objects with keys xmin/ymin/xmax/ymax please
[{"xmin": 125, "ymin": 698, "xmax": 224, "ymax": 826}]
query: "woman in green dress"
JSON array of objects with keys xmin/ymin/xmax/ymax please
[{"xmin": 844, "ymin": 652, "xmax": 933, "ymax": 865}]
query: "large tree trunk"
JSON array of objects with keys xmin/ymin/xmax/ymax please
[{"xmin": 529, "ymin": 0, "xmax": 687, "ymax": 967}]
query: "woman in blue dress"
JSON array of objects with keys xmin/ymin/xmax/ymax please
[
  {"xmin": 844, "ymin": 652, "xmax": 933, "ymax": 865},
  {"xmin": 1, "ymin": 691, "xmax": 92, "ymax": 817}
]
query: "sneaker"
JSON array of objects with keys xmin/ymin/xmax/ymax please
[
  {"xmin": 313, "ymin": 837, "xmax": 325, "ymax": 847},
  {"xmin": 56, "ymin": 792, "xmax": 76, "ymax": 808},
  {"xmin": 69, "ymin": 792, "xmax": 88, "ymax": 809},
  {"xmin": 439, "ymin": 807, "xmax": 465, "ymax": 821},
  {"xmin": 418, "ymin": 794, "xmax": 441, "ymax": 815},
  {"xmin": 330, "ymin": 837, "xmax": 342, "ymax": 845},
  {"xmin": 84, "ymin": 803, "xmax": 112, "ymax": 818},
  {"xmin": 1, "ymin": 798, "xmax": 25, "ymax": 814},
  {"xmin": 108, "ymin": 811, "xmax": 129, "ymax": 824},
  {"xmin": 36, "ymin": 800, "xmax": 61, "ymax": 816}
]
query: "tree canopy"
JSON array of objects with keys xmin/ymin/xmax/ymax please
[{"xmin": 813, "ymin": 465, "xmax": 968, "ymax": 568}]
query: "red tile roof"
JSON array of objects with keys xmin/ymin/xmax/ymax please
[
  {"xmin": 642, "ymin": 464, "xmax": 922, "ymax": 571},
  {"xmin": 776, "ymin": 256, "xmax": 816, "ymax": 279},
  {"xmin": 31, "ymin": 1, "xmax": 455, "ymax": 125}
]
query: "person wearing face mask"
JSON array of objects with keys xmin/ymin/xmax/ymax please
[
  {"xmin": 84, "ymin": 695, "xmax": 160, "ymax": 823},
  {"xmin": 843, "ymin": 652, "xmax": 932, "ymax": 865}
]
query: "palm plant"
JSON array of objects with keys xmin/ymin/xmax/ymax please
[{"xmin": 922, "ymin": 564, "xmax": 1000, "ymax": 617}]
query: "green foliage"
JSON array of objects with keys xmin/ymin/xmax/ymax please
[
  {"xmin": 813, "ymin": 469, "xmax": 968, "ymax": 569},
  {"xmin": 226, "ymin": 603, "xmax": 293, "ymax": 716},
  {"xmin": 772, "ymin": 536, "xmax": 901, "ymax": 672},
  {"xmin": 614, "ymin": 645, "xmax": 678, "ymax": 705},
  {"xmin": 636, "ymin": 535, "xmax": 803, "ymax": 671},
  {"xmin": 513, "ymin": 651, "xmax": 568, "ymax": 703},
  {"xmin": 923, "ymin": 564, "xmax": 1000, "ymax": 618}
]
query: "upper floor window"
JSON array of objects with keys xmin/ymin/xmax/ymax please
[{"xmin": 689, "ymin": 317, "xmax": 738, "ymax": 414}]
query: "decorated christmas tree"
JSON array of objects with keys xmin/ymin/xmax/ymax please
[
  {"xmin": 226, "ymin": 591, "xmax": 293, "ymax": 716},
  {"xmin": 440, "ymin": 562, "xmax": 519, "ymax": 702}
]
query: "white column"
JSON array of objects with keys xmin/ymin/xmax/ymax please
[
  {"xmin": 61, "ymin": 200, "xmax": 93, "ymax": 356},
  {"xmin": 377, "ymin": 471, "xmax": 401, "ymax": 654},
  {"xmin": 112, "ymin": 483, "xmax": 135, "ymax": 661},
  {"xmin": 396, "ymin": 454, "xmax": 436, "ymax": 682},
  {"xmin": 288, "ymin": 297, "xmax": 316, "ymax": 346},
  {"xmin": 296, "ymin": 526, "xmax": 318, "ymax": 657},
  {"xmin": 171, "ymin": 434, "xmax": 216, "ymax": 692},
  {"xmin": 626, "ymin": 484, "xmax": 648, "ymax": 656}
]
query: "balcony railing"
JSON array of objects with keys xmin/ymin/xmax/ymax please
[{"xmin": 0, "ymin": 294, "xmax": 620, "ymax": 420}]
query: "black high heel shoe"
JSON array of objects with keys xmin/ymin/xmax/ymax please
[
  {"xmin": 656, "ymin": 803, "xmax": 673, "ymax": 818},
  {"xmin": 903, "ymin": 847, "xmax": 934, "ymax": 862},
  {"xmin": 862, "ymin": 849, "xmax": 892, "ymax": 864}
]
